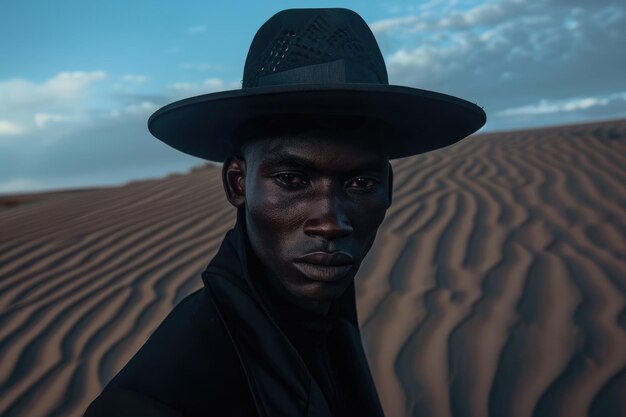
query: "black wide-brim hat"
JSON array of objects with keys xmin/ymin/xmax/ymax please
[{"xmin": 149, "ymin": 8, "xmax": 486, "ymax": 162}]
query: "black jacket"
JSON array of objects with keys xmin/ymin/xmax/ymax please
[{"xmin": 84, "ymin": 213, "xmax": 385, "ymax": 416}]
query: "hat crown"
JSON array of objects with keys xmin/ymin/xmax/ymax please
[{"xmin": 243, "ymin": 8, "xmax": 388, "ymax": 88}]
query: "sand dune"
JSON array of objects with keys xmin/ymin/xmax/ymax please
[{"xmin": 1, "ymin": 119, "xmax": 625, "ymax": 417}]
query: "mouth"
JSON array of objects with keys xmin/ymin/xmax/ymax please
[{"xmin": 293, "ymin": 251, "xmax": 354, "ymax": 282}]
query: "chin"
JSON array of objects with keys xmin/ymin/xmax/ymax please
[{"xmin": 289, "ymin": 279, "xmax": 352, "ymax": 303}]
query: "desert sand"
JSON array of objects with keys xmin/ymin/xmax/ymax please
[{"xmin": 1, "ymin": 118, "xmax": 625, "ymax": 417}]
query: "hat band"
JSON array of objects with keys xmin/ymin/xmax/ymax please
[{"xmin": 255, "ymin": 59, "xmax": 384, "ymax": 87}]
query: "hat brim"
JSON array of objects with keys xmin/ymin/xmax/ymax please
[{"xmin": 148, "ymin": 83, "xmax": 486, "ymax": 161}]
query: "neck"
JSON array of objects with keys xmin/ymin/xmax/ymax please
[{"xmin": 290, "ymin": 297, "xmax": 331, "ymax": 316}]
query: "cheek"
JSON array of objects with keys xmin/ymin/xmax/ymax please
[
  {"xmin": 247, "ymin": 185, "xmax": 305, "ymax": 231},
  {"xmin": 244, "ymin": 184, "xmax": 308, "ymax": 260}
]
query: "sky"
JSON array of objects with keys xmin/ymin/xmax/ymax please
[{"xmin": 1, "ymin": 0, "xmax": 625, "ymax": 194}]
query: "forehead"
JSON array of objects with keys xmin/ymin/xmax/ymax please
[{"xmin": 243, "ymin": 130, "xmax": 389, "ymax": 172}]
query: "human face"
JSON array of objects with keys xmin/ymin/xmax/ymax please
[{"xmin": 230, "ymin": 130, "xmax": 391, "ymax": 314}]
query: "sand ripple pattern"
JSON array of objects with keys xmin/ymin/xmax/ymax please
[{"xmin": 1, "ymin": 120, "xmax": 626, "ymax": 416}]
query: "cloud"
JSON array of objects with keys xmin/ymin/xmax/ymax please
[
  {"xmin": 370, "ymin": 16, "xmax": 421, "ymax": 35},
  {"xmin": 42, "ymin": 70, "xmax": 107, "ymax": 94},
  {"xmin": 111, "ymin": 101, "xmax": 158, "ymax": 117},
  {"xmin": 187, "ymin": 25, "xmax": 206, "ymax": 34},
  {"xmin": 0, "ymin": 71, "xmax": 106, "ymax": 109},
  {"xmin": 0, "ymin": 70, "xmax": 108, "ymax": 136},
  {"xmin": 0, "ymin": 110, "xmax": 202, "ymax": 194},
  {"xmin": 370, "ymin": 0, "xmax": 526, "ymax": 35},
  {"xmin": 439, "ymin": 0, "xmax": 526, "ymax": 29},
  {"xmin": 0, "ymin": 70, "xmax": 237, "ymax": 193},
  {"xmin": 0, "ymin": 120, "xmax": 26, "ymax": 137},
  {"xmin": 0, "ymin": 178, "xmax": 41, "ymax": 194},
  {"xmin": 496, "ymin": 92, "xmax": 626, "ymax": 116},
  {"xmin": 34, "ymin": 113, "xmax": 70, "ymax": 128},
  {"xmin": 370, "ymin": 0, "xmax": 626, "ymax": 130},
  {"xmin": 168, "ymin": 78, "xmax": 240, "ymax": 97},
  {"xmin": 122, "ymin": 74, "xmax": 149, "ymax": 83}
]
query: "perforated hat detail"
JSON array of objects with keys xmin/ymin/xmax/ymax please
[{"xmin": 243, "ymin": 10, "xmax": 388, "ymax": 87}]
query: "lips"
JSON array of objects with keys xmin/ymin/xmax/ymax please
[
  {"xmin": 295, "ymin": 251, "xmax": 354, "ymax": 266},
  {"xmin": 293, "ymin": 251, "xmax": 354, "ymax": 282}
]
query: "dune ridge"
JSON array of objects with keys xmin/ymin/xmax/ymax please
[{"xmin": 1, "ymin": 119, "xmax": 625, "ymax": 416}]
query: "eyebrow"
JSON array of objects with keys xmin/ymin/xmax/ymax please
[{"xmin": 262, "ymin": 149, "xmax": 316, "ymax": 169}]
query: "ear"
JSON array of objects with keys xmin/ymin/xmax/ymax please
[
  {"xmin": 222, "ymin": 156, "xmax": 246, "ymax": 208},
  {"xmin": 387, "ymin": 162, "xmax": 393, "ymax": 208}
]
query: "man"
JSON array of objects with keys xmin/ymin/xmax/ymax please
[{"xmin": 85, "ymin": 8, "xmax": 485, "ymax": 417}]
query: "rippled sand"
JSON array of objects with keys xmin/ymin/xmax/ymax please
[{"xmin": 1, "ymin": 119, "xmax": 625, "ymax": 417}]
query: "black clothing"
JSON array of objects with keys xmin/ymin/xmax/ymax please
[
  {"xmin": 84, "ymin": 213, "xmax": 384, "ymax": 416},
  {"xmin": 246, "ymin": 245, "xmax": 348, "ymax": 417}
]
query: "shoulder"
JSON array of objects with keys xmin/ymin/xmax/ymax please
[{"xmin": 86, "ymin": 288, "xmax": 255, "ymax": 416}]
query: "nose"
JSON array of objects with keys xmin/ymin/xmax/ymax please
[{"xmin": 303, "ymin": 193, "xmax": 353, "ymax": 241}]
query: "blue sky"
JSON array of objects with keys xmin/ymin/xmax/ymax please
[{"xmin": 1, "ymin": 0, "xmax": 625, "ymax": 194}]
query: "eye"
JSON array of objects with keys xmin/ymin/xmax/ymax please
[
  {"xmin": 347, "ymin": 177, "xmax": 376, "ymax": 191},
  {"xmin": 273, "ymin": 172, "xmax": 309, "ymax": 187}
]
